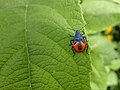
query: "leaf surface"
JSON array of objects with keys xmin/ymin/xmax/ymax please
[
  {"xmin": 0, "ymin": 0, "xmax": 91, "ymax": 90},
  {"xmin": 89, "ymin": 35, "xmax": 119, "ymax": 65},
  {"xmin": 90, "ymin": 51, "xmax": 107, "ymax": 90},
  {"xmin": 82, "ymin": 0, "xmax": 120, "ymax": 33}
]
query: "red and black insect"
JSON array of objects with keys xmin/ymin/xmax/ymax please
[{"xmin": 69, "ymin": 30, "xmax": 88, "ymax": 56}]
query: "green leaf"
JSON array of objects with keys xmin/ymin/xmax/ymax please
[
  {"xmin": 90, "ymin": 51, "xmax": 107, "ymax": 90},
  {"xmin": 89, "ymin": 35, "xmax": 119, "ymax": 65},
  {"xmin": 107, "ymin": 71, "xmax": 118, "ymax": 86},
  {"xmin": 110, "ymin": 59, "xmax": 120, "ymax": 70},
  {"xmin": 0, "ymin": 0, "xmax": 91, "ymax": 90},
  {"xmin": 110, "ymin": 0, "xmax": 120, "ymax": 4},
  {"xmin": 109, "ymin": 79, "xmax": 120, "ymax": 90},
  {"xmin": 82, "ymin": 0, "xmax": 120, "ymax": 33}
]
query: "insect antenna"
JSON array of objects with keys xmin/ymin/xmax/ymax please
[{"xmin": 80, "ymin": 23, "xmax": 88, "ymax": 30}]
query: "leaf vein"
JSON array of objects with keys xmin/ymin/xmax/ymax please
[{"xmin": 24, "ymin": 0, "xmax": 32, "ymax": 89}]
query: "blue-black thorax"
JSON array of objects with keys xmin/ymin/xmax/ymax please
[{"xmin": 73, "ymin": 30, "xmax": 85, "ymax": 44}]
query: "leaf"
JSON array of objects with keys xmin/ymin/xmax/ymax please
[
  {"xmin": 110, "ymin": 59, "xmax": 120, "ymax": 70},
  {"xmin": 82, "ymin": 0, "xmax": 120, "ymax": 33},
  {"xmin": 107, "ymin": 71, "xmax": 118, "ymax": 86},
  {"xmin": 109, "ymin": 79, "xmax": 120, "ymax": 90},
  {"xmin": 0, "ymin": 0, "xmax": 91, "ymax": 90},
  {"xmin": 90, "ymin": 51, "xmax": 107, "ymax": 90},
  {"xmin": 110, "ymin": 0, "xmax": 120, "ymax": 4},
  {"xmin": 89, "ymin": 34, "xmax": 119, "ymax": 65}
]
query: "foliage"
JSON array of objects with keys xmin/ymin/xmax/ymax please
[
  {"xmin": 0, "ymin": 0, "xmax": 120, "ymax": 90},
  {"xmin": 82, "ymin": 0, "xmax": 120, "ymax": 90},
  {"xmin": 82, "ymin": 0, "xmax": 120, "ymax": 33},
  {"xmin": 90, "ymin": 51, "xmax": 107, "ymax": 90},
  {"xmin": 0, "ymin": 0, "xmax": 91, "ymax": 90}
]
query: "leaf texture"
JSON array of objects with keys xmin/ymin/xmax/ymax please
[{"xmin": 0, "ymin": 0, "xmax": 91, "ymax": 90}]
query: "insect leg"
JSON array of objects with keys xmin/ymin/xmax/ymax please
[
  {"xmin": 81, "ymin": 29, "xmax": 86, "ymax": 35},
  {"xmin": 86, "ymin": 43, "xmax": 89, "ymax": 55},
  {"xmin": 69, "ymin": 40, "xmax": 73, "ymax": 46},
  {"xmin": 69, "ymin": 40, "xmax": 75, "ymax": 56},
  {"xmin": 71, "ymin": 46, "xmax": 75, "ymax": 56},
  {"xmin": 69, "ymin": 34, "xmax": 74, "ymax": 37},
  {"xmin": 83, "ymin": 36, "xmax": 88, "ymax": 42}
]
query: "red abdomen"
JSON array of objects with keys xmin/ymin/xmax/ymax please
[{"xmin": 73, "ymin": 42, "xmax": 86, "ymax": 52}]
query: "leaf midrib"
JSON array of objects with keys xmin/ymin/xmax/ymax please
[{"xmin": 24, "ymin": 0, "xmax": 32, "ymax": 89}]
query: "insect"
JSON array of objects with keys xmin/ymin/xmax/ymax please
[{"xmin": 69, "ymin": 30, "xmax": 88, "ymax": 56}]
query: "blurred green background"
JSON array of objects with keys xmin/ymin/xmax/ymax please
[{"xmin": 82, "ymin": 0, "xmax": 120, "ymax": 90}]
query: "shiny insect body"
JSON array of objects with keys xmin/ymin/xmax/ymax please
[{"xmin": 69, "ymin": 30, "xmax": 88, "ymax": 56}]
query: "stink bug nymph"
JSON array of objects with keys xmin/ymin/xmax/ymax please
[{"xmin": 69, "ymin": 27, "xmax": 88, "ymax": 56}]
